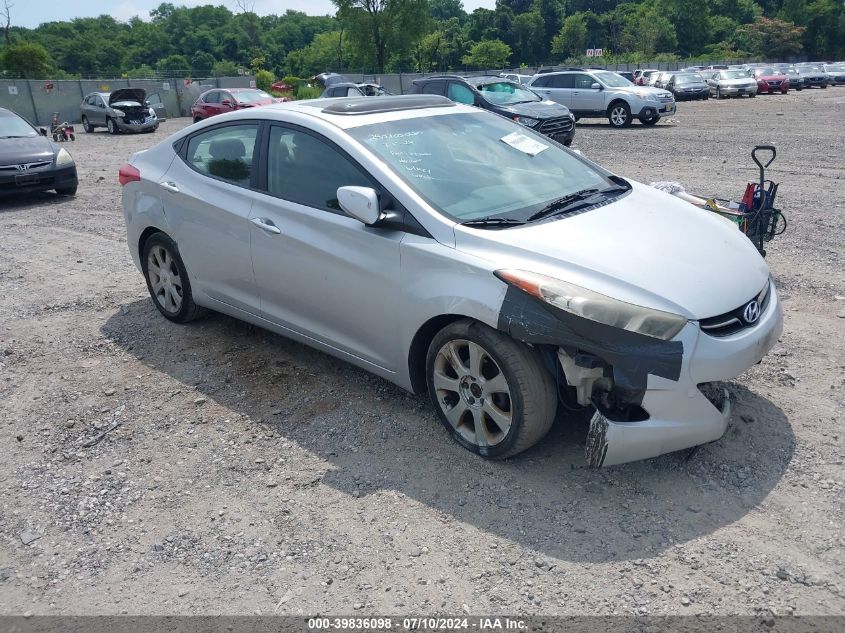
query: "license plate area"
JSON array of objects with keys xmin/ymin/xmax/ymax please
[{"xmin": 15, "ymin": 173, "xmax": 39, "ymax": 186}]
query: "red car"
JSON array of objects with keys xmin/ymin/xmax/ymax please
[
  {"xmin": 190, "ymin": 88, "xmax": 283, "ymax": 122},
  {"xmin": 752, "ymin": 67, "xmax": 789, "ymax": 94}
]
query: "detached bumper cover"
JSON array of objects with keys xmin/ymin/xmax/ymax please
[{"xmin": 586, "ymin": 282, "xmax": 783, "ymax": 467}]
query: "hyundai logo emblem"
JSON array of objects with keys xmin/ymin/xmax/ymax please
[{"xmin": 743, "ymin": 300, "xmax": 761, "ymax": 324}]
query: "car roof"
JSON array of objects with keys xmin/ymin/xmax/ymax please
[{"xmin": 192, "ymin": 95, "xmax": 469, "ymax": 131}]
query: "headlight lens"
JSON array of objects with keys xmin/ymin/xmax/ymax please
[
  {"xmin": 56, "ymin": 148, "xmax": 74, "ymax": 166},
  {"xmin": 148, "ymin": 107, "xmax": 156, "ymax": 117},
  {"xmin": 495, "ymin": 269, "xmax": 688, "ymax": 341},
  {"xmin": 112, "ymin": 109, "xmax": 125, "ymax": 117},
  {"xmin": 514, "ymin": 116, "xmax": 539, "ymax": 127}
]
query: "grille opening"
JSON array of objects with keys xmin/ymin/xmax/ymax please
[{"xmin": 699, "ymin": 281, "xmax": 771, "ymax": 337}]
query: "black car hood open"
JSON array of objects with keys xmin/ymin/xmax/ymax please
[
  {"xmin": 496, "ymin": 99, "xmax": 570, "ymax": 118},
  {"xmin": 0, "ymin": 135, "xmax": 55, "ymax": 166},
  {"xmin": 110, "ymin": 88, "xmax": 146, "ymax": 105}
]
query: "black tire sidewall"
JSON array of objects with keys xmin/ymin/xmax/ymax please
[
  {"xmin": 608, "ymin": 102, "xmax": 631, "ymax": 128},
  {"xmin": 425, "ymin": 322, "xmax": 530, "ymax": 459},
  {"xmin": 141, "ymin": 234, "xmax": 196, "ymax": 323}
]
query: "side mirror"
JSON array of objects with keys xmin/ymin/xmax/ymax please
[
  {"xmin": 337, "ymin": 186, "xmax": 381, "ymax": 225},
  {"xmin": 38, "ymin": 127, "xmax": 48, "ymax": 136},
  {"xmin": 591, "ymin": 82, "xmax": 602, "ymax": 90},
  {"xmin": 221, "ymin": 99, "xmax": 233, "ymax": 107}
]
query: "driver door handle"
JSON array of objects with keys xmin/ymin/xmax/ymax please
[{"xmin": 251, "ymin": 217, "xmax": 281, "ymax": 235}]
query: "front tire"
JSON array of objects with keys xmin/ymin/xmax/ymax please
[
  {"xmin": 106, "ymin": 117, "xmax": 118, "ymax": 134},
  {"xmin": 607, "ymin": 102, "xmax": 632, "ymax": 128},
  {"xmin": 426, "ymin": 319, "xmax": 557, "ymax": 459},
  {"xmin": 141, "ymin": 233, "xmax": 206, "ymax": 323},
  {"xmin": 55, "ymin": 185, "xmax": 77, "ymax": 196}
]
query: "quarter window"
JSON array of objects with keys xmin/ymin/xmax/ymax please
[
  {"xmin": 185, "ymin": 124, "xmax": 259, "ymax": 187},
  {"xmin": 204, "ymin": 91, "xmax": 220, "ymax": 104},
  {"xmin": 448, "ymin": 82, "xmax": 475, "ymax": 105},
  {"xmin": 266, "ymin": 126, "xmax": 372, "ymax": 212}
]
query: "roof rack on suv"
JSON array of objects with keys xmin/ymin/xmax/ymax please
[
  {"xmin": 320, "ymin": 95, "xmax": 454, "ymax": 115},
  {"xmin": 536, "ymin": 67, "xmax": 584, "ymax": 74}
]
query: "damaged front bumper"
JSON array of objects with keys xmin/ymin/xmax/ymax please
[
  {"xmin": 116, "ymin": 117, "xmax": 159, "ymax": 133},
  {"xmin": 583, "ymin": 281, "xmax": 783, "ymax": 467}
]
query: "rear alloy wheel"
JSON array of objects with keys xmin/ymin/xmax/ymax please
[
  {"xmin": 426, "ymin": 319, "xmax": 556, "ymax": 459},
  {"xmin": 106, "ymin": 117, "xmax": 118, "ymax": 134},
  {"xmin": 141, "ymin": 233, "xmax": 206, "ymax": 323},
  {"xmin": 608, "ymin": 102, "xmax": 631, "ymax": 128},
  {"xmin": 81, "ymin": 116, "xmax": 93, "ymax": 133}
]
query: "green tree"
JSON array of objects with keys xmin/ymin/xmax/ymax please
[
  {"xmin": 211, "ymin": 60, "xmax": 240, "ymax": 76},
  {"xmin": 191, "ymin": 51, "xmax": 216, "ymax": 77},
  {"xmin": 1, "ymin": 41, "xmax": 53, "ymax": 77},
  {"xmin": 552, "ymin": 14, "xmax": 589, "ymax": 59},
  {"xmin": 664, "ymin": 0, "xmax": 711, "ymax": 56},
  {"xmin": 333, "ymin": 0, "xmax": 429, "ymax": 72},
  {"xmin": 462, "ymin": 38, "xmax": 512, "ymax": 68},
  {"xmin": 738, "ymin": 16, "xmax": 805, "ymax": 57},
  {"xmin": 255, "ymin": 68, "xmax": 275, "ymax": 90},
  {"xmin": 512, "ymin": 11, "xmax": 545, "ymax": 64},
  {"xmin": 155, "ymin": 54, "xmax": 190, "ymax": 77},
  {"xmin": 430, "ymin": 0, "xmax": 465, "ymax": 21}
]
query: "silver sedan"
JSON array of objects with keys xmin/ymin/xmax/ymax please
[
  {"xmin": 706, "ymin": 70, "xmax": 758, "ymax": 98},
  {"xmin": 118, "ymin": 96, "xmax": 782, "ymax": 467}
]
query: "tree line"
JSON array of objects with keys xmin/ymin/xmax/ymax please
[{"xmin": 0, "ymin": 0, "xmax": 842, "ymax": 80}]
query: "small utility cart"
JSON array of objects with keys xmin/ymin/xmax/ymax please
[{"xmin": 655, "ymin": 145, "xmax": 787, "ymax": 257}]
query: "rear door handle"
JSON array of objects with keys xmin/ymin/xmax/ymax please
[
  {"xmin": 159, "ymin": 181, "xmax": 179, "ymax": 193},
  {"xmin": 250, "ymin": 217, "xmax": 281, "ymax": 235}
]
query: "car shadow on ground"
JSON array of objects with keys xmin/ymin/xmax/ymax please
[
  {"xmin": 101, "ymin": 300, "xmax": 795, "ymax": 563},
  {"xmin": 0, "ymin": 191, "xmax": 74, "ymax": 211}
]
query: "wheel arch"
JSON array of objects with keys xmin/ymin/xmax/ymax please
[
  {"xmin": 138, "ymin": 226, "xmax": 169, "ymax": 262},
  {"xmin": 407, "ymin": 314, "xmax": 472, "ymax": 395},
  {"xmin": 606, "ymin": 98, "xmax": 629, "ymax": 115}
]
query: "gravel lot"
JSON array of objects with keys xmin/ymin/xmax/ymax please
[{"xmin": 1, "ymin": 89, "xmax": 843, "ymax": 618}]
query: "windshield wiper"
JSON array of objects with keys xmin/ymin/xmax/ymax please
[
  {"xmin": 461, "ymin": 217, "xmax": 526, "ymax": 228},
  {"xmin": 527, "ymin": 185, "xmax": 628, "ymax": 223}
]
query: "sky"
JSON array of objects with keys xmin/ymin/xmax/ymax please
[{"xmin": 14, "ymin": 1, "xmax": 497, "ymax": 28}]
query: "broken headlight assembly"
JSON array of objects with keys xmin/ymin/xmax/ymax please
[{"xmin": 495, "ymin": 269, "xmax": 687, "ymax": 341}]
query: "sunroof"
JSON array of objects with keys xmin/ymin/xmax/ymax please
[{"xmin": 321, "ymin": 95, "xmax": 455, "ymax": 115}]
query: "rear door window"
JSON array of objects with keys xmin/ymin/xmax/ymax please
[
  {"xmin": 549, "ymin": 74, "xmax": 575, "ymax": 89},
  {"xmin": 185, "ymin": 124, "xmax": 259, "ymax": 187}
]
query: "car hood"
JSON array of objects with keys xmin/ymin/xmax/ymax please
[
  {"xmin": 626, "ymin": 86, "xmax": 673, "ymax": 99},
  {"xmin": 453, "ymin": 181, "xmax": 769, "ymax": 320},
  {"xmin": 110, "ymin": 88, "xmax": 146, "ymax": 105},
  {"xmin": 497, "ymin": 100, "xmax": 571, "ymax": 118},
  {"xmin": 0, "ymin": 135, "xmax": 55, "ymax": 165}
]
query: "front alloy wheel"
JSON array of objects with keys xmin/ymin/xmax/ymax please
[
  {"xmin": 107, "ymin": 117, "xmax": 118, "ymax": 134},
  {"xmin": 426, "ymin": 320, "xmax": 556, "ymax": 459},
  {"xmin": 608, "ymin": 103, "xmax": 631, "ymax": 128}
]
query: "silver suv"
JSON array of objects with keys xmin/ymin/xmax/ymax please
[{"xmin": 528, "ymin": 70, "xmax": 675, "ymax": 128}]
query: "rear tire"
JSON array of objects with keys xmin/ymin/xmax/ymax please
[
  {"xmin": 141, "ymin": 233, "xmax": 206, "ymax": 324},
  {"xmin": 426, "ymin": 319, "xmax": 557, "ymax": 460},
  {"xmin": 106, "ymin": 117, "xmax": 118, "ymax": 134}
]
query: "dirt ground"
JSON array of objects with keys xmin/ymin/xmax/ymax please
[{"xmin": 1, "ymin": 88, "xmax": 843, "ymax": 619}]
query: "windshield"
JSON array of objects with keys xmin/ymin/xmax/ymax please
[
  {"xmin": 674, "ymin": 74, "xmax": 702, "ymax": 84},
  {"xmin": 0, "ymin": 114, "xmax": 38, "ymax": 138},
  {"xmin": 720, "ymin": 71, "xmax": 747, "ymax": 79},
  {"xmin": 755, "ymin": 68, "xmax": 777, "ymax": 76},
  {"xmin": 824, "ymin": 65, "xmax": 845, "ymax": 72},
  {"xmin": 235, "ymin": 90, "xmax": 272, "ymax": 103},
  {"xmin": 348, "ymin": 112, "xmax": 613, "ymax": 223},
  {"xmin": 595, "ymin": 71, "xmax": 632, "ymax": 87},
  {"xmin": 476, "ymin": 81, "xmax": 540, "ymax": 105}
]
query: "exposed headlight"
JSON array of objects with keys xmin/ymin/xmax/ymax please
[
  {"xmin": 148, "ymin": 107, "xmax": 156, "ymax": 117},
  {"xmin": 112, "ymin": 109, "xmax": 125, "ymax": 117},
  {"xmin": 56, "ymin": 148, "xmax": 74, "ymax": 166},
  {"xmin": 495, "ymin": 269, "xmax": 688, "ymax": 341},
  {"xmin": 514, "ymin": 116, "xmax": 539, "ymax": 127}
]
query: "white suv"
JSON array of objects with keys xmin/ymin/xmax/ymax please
[{"xmin": 528, "ymin": 69, "xmax": 676, "ymax": 128}]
